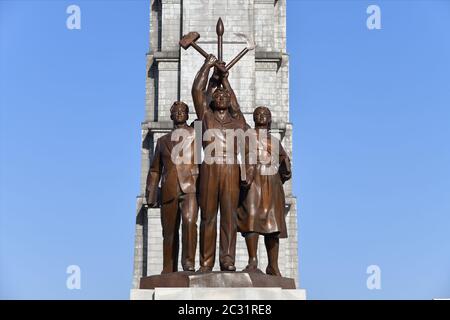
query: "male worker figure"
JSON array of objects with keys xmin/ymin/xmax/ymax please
[
  {"xmin": 146, "ymin": 101, "xmax": 199, "ymax": 273},
  {"xmin": 192, "ymin": 54, "xmax": 250, "ymax": 272}
]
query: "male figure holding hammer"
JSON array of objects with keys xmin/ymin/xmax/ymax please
[{"xmin": 192, "ymin": 54, "xmax": 251, "ymax": 272}]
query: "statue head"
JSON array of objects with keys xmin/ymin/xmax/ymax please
[
  {"xmin": 170, "ymin": 101, "xmax": 189, "ymax": 124},
  {"xmin": 212, "ymin": 87, "xmax": 231, "ymax": 111},
  {"xmin": 253, "ymin": 106, "xmax": 271, "ymax": 129}
]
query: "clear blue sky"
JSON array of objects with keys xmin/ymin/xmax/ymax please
[{"xmin": 1, "ymin": 0, "xmax": 449, "ymax": 299}]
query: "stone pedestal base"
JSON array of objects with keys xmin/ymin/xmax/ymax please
[
  {"xmin": 131, "ymin": 271, "xmax": 306, "ymax": 300},
  {"xmin": 130, "ymin": 287, "xmax": 306, "ymax": 300},
  {"xmin": 139, "ymin": 271, "xmax": 296, "ymax": 289}
]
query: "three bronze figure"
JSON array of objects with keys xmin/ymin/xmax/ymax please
[{"xmin": 145, "ymin": 18, "xmax": 291, "ymax": 277}]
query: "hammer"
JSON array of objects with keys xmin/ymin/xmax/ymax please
[{"xmin": 180, "ymin": 32, "xmax": 227, "ymax": 74}]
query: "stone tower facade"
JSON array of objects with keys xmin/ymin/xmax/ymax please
[{"xmin": 132, "ymin": 0, "xmax": 299, "ymax": 289}]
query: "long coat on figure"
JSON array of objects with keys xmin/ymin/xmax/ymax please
[{"xmin": 238, "ymin": 133, "xmax": 291, "ymax": 238}]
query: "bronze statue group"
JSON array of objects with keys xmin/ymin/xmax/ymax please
[{"xmin": 146, "ymin": 55, "xmax": 291, "ymax": 277}]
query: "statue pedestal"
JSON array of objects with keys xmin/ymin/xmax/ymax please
[
  {"xmin": 130, "ymin": 287, "xmax": 306, "ymax": 300},
  {"xmin": 130, "ymin": 271, "xmax": 306, "ymax": 300}
]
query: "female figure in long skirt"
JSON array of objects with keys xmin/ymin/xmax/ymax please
[{"xmin": 238, "ymin": 106, "xmax": 292, "ymax": 276}]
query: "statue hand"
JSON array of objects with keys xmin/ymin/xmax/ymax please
[
  {"xmin": 148, "ymin": 200, "xmax": 159, "ymax": 208},
  {"xmin": 241, "ymin": 168, "xmax": 255, "ymax": 189},
  {"xmin": 145, "ymin": 192, "xmax": 159, "ymax": 208},
  {"xmin": 213, "ymin": 61, "xmax": 228, "ymax": 80},
  {"xmin": 205, "ymin": 54, "xmax": 218, "ymax": 67},
  {"xmin": 241, "ymin": 177, "xmax": 253, "ymax": 189}
]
